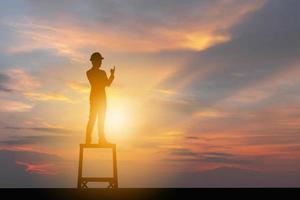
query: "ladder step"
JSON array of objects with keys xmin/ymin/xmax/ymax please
[
  {"xmin": 80, "ymin": 143, "xmax": 116, "ymax": 148},
  {"xmin": 80, "ymin": 177, "xmax": 115, "ymax": 182}
]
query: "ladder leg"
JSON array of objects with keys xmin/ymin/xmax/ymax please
[
  {"xmin": 77, "ymin": 145, "xmax": 84, "ymax": 188},
  {"xmin": 112, "ymin": 145, "xmax": 118, "ymax": 188}
]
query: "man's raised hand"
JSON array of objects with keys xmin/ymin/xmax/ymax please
[{"xmin": 110, "ymin": 66, "xmax": 115, "ymax": 76}]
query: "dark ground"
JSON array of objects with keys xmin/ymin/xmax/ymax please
[{"xmin": 0, "ymin": 188, "xmax": 298, "ymax": 200}]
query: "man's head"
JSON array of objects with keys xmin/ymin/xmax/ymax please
[{"xmin": 90, "ymin": 52, "xmax": 104, "ymax": 68}]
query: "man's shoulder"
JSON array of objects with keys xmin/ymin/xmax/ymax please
[
  {"xmin": 86, "ymin": 68, "xmax": 95, "ymax": 76},
  {"xmin": 99, "ymin": 69, "xmax": 107, "ymax": 75},
  {"xmin": 86, "ymin": 68, "xmax": 106, "ymax": 75}
]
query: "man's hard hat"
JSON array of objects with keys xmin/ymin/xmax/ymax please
[{"xmin": 90, "ymin": 52, "xmax": 104, "ymax": 61}]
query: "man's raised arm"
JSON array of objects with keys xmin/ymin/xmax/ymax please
[{"xmin": 106, "ymin": 66, "xmax": 115, "ymax": 86}]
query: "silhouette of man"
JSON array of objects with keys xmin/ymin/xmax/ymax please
[{"xmin": 86, "ymin": 52, "xmax": 115, "ymax": 144}]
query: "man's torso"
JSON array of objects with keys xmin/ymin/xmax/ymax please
[{"xmin": 86, "ymin": 68, "xmax": 107, "ymax": 100}]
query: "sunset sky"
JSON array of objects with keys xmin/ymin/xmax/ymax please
[{"xmin": 1, "ymin": 0, "xmax": 300, "ymax": 187}]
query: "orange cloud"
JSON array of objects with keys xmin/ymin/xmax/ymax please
[
  {"xmin": 15, "ymin": 160, "xmax": 57, "ymax": 175},
  {"xmin": 23, "ymin": 91, "xmax": 72, "ymax": 102},
  {"xmin": 3, "ymin": 68, "xmax": 40, "ymax": 92},
  {"xmin": 196, "ymin": 109, "xmax": 231, "ymax": 118},
  {"xmin": 67, "ymin": 81, "xmax": 89, "ymax": 93},
  {"xmin": 0, "ymin": 99, "xmax": 33, "ymax": 112},
  {"xmin": 0, "ymin": 145, "xmax": 57, "ymax": 157},
  {"xmin": 4, "ymin": 0, "xmax": 265, "ymax": 61},
  {"xmin": 0, "ymin": 146, "xmax": 39, "ymax": 152}
]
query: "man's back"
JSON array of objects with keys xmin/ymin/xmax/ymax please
[{"xmin": 86, "ymin": 68, "xmax": 108, "ymax": 99}]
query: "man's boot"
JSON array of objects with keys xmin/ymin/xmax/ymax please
[{"xmin": 98, "ymin": 136, "xmax": 113, "ymax": 145}]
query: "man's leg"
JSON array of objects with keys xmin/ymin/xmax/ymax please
[
  {"xmin": 97, "ymin": 102, "xmax": 107, "ymax": 144},
  {"xmin": 86, "ymin": 101, "xmax": 97, "ymax": 144}
]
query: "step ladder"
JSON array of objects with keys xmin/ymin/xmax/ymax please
[{"xmin": 77, "ymin": 143, "xmax": 118, "ymax": 189}]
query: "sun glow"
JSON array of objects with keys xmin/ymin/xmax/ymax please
[
  {"xmin": 105, "ymin": 99, "xmax": 134, "ymax": 140},
  {"xmin": 106, "ymin": 107, "xmax": 128, "ymax": 131}
]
